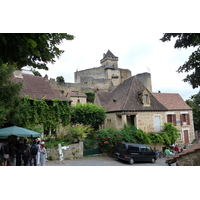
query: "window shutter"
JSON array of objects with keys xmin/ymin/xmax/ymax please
[
  {"xmin": 173, "ymin": 114, "xmax": 176, "ymax": 126},
  {"xmin": 167, "ymin": 115, "xmax": 170, "ymax": 123},
  {"xmin": 180, "ymin": 114, "xmax": 183, "ymax": 126},
  {"xmin": 187, "ymin": 114, "xmax": 190, "ymax": 125}
]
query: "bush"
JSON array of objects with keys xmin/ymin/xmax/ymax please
[{"xmin": 70, "ymin": 104, "xmax": 106, "ymax": 129}]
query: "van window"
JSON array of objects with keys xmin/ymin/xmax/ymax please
[
  {"xmin": 140, "ymin": 147, "xmax": 147, "ymax": 152},
  {"xmin": 128, "ymin": 146, "xmax": 139, "ymax": 153},
  {"xmin": 121, "ymin": 144, "xmax": 126, "ymax": 150},
  {"xmin": 146, "ymin": 147, "xmax": 153, "ymax": 152}
]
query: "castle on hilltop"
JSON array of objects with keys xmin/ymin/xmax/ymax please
[{"xmin": 49, "ymin": 50, "xmax": 132, "ymax": 93}]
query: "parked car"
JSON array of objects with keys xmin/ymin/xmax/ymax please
[{"xmin": 115, "ymin": 142, "xmax": 157, "ymax": 164}]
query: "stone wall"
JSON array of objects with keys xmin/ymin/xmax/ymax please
[
  {"xmin": 46, "ymin": 142, "xmax": 83, "ymax": 160},
  {"xmin": 176, "ymin": 149, "xmax": 200, "ymax": 166},
  {"xmin": 101, "ymin": 111, "xmax": 194, "ymax": 144}
]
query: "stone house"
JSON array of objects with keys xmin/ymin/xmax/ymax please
[
  {"xmin": 12, "ymin": 70, "xmax": 68, "ymax": 137},
  {"xmin": 66, "ymin": 92, "xmax": 87, "ymax": 106},
  {"xmin": 12, "ymin": 70, "xmax": 67, "ymax": 101},
  {"xmin": 94, "ymin": 72, "xmax": 195, "ymax": 144}
]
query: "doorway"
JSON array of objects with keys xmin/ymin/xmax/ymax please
[{"xmin": 184, "ymin": 130, "xmax": 189, "ymax": 143}]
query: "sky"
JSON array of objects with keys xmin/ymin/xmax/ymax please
[
  {"xmin": 3, "ymin": 0, "xmax": 199, "ymax": 101},
  {"xmin": 25, "ymin": 0, "xmax": 198, "ymax": 101}
]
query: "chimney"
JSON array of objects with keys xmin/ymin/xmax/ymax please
[
  {"xmin": 44, "ymin": 74, "xmax": 48, "ymax": 81},
  {"xmin": 136, "ymin": 72, "xmax": 152, "ymax": 92}
]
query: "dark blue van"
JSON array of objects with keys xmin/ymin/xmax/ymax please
[{"xmin": 115, "ymin": 142, "xmax": 157, "ymax": 164}]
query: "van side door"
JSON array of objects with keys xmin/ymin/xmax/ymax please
[
  {"xmin": 139, "ymin": 146, "xmax": 147, "ymax": 161},
  {"xmin": 128, "ymin": 145, "xmax": 140, "ymax": 161}
]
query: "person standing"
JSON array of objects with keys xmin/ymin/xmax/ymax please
[
  {"xmin": 174, "ymin": 145, "xmax": 179, "ymax": 155},
  {"xmin": 36, "ymin": 138, "xmax": 41, "ymax": 165},
  {"xmin": 22, "ymin": 144, "xmax": 30, "ymax": 166},
  {"xmin": 15, "ymin": 139, "xmax": 23, "ymax": 166},
  {"xmin": 40, "ymin": 142, "xmax": 46, "ymax": 166},
  {"xmin": 0, "ymin": 142, "xmax": 9, "ymax": 166},
  {"xmin": 164, "ymin": 147, "xmax": 171, "ymax": 158},
  {"xmin": 8, "ymin": 141, "xmax": 17, "ymax": 166},
  {"xmin": 30, "ymin": 141, "xmax": 38, "ymax": 166}
]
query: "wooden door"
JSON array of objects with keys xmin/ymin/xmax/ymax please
[{"xmin": 184, "ymin": 130, "xmax": 189, "ymax": 143}]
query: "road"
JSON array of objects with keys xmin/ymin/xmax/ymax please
[{"xmin": 45, "ymin": 156, "xmax": 168, "ymax": 166}]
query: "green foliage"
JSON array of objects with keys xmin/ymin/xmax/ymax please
[
  {"xmin": 160, "ymin": 33, "xmax": 200, "ymax": 88},
  {"xmin": 0, "ymin": 33, "xmax": 74, "ymax": 70},
  {"xmin": 73, "ymin": 91, "xmax": 95, "ymax": 103},
  {"xmin": 19, "ymin": 96, "xmax": 70, "ymax": 130},
  {"xmin": 84, "ymin": 92, "xmax": 95, "ymax": 103},
  {"xmin": 70, "ymin": 103, "xmax": 106, "ymax": 129},
  {"xmin": 56, "ymin": 76, "xmax": 65, "ymax": 83},
  {"xmin": 66, "ymin": 124, "xmax": 93, "ymax": 143},
  {"xmin": 0, "ymin": 64, "xmax": 22, "ymax": 127},
  {"xmin": 186, "ymin": 92, "xmax": 200, "ymax": 131},
  {"xmin": 44, "ymin": 124, "xmax": 93, "ymax": 149},
  {"xmin": 148, "ymin": 133, "xmax": 164, "ymax": 144},
  {"xmin": 96, "ymin": 125, "xmax": 151, "ymax": 154},
  {"xmin": 32, "ymin": 70, "xmax": 42, "ymax": 77},
  {"xmin": 96, "ymin": 124, "xmax": 179, "ymax": 154},
  {"xmin": 44, "ymin": 135, "xmax": 70, "ymax": 149},
  {"xmin": 96, "ymin": 128, "xmax": 121, "ymax": 154},
  {"xmin": 161, "ymin": 123, "xmax": 179, "ymax": 146}
]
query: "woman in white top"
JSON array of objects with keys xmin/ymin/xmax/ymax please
[
  {"xmin": 40, "ymin": 142, "xmax": 46, "ymax": 166},
  {"xmin": 36, "ymin": 138, "xmax": 41, "ymax": 165}
]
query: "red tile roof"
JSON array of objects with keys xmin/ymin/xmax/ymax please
[
  {"xmin": 12, "ymin": 73, "xmax": 67, "ymax": 101},
  {"xmin": 66, "ymin": 92, "xmax": 87, "ymax": 97},
  {"xmin": 153, "ymin": 93, "xmax": 191, "ymax": 110}
]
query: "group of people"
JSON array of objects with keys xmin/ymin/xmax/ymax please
[
  {"xmin": 0, "ymin": 137, "xmax": 47, "ymax": 166},
  {"xmin": 164, "ymin": 144, "xmax": 186, "ymax": 159}
]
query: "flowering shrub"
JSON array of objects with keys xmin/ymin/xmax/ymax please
[{"xmin": 96, "ymin": 124, "xmax": 179, "ymax": 155}]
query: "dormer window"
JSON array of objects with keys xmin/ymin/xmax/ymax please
[{"xmin": 141, "ymin": 90, "xmax": 151, "ymax": 106}]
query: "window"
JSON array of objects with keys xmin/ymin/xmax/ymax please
[
  {"xmin": 128, "ymin": 146, "xmax": 139, "ymax": 153},
  {"xmin": 77, "ymin": 99, "xmax": 80, "ymax": 103},
  {"xmin": 140, "ymin": 147, "xmax": 147, "ymax": 152},
  {"xmin": 146, "ymin": 147, "xmax": 153, "ymax": 152},
  {"xmin": 107, "ymin": 119, "xmax": 111, "ymax": 124},
  {"xmin": 143, "ymin": 94, "xmax": 149, "ymax": 104},
  {"xmin": 167, "ymin": 114, "xmax": 176, "ymax": 126},
  {"xmin": 141, "ymin": 89, "xmax": 151, "ymax": 106},
  {"xmin": 180, "ymin": 113, "xmax": 190, "ymax": 126}
]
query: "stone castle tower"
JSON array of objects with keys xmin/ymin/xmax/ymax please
[
  {"xmin": 49, "ymin": 50, "xmax": 132, "ymax": 94},
  {"xmin": 74, "ymin": 50, "xmax": 132, "ymax": 91}
]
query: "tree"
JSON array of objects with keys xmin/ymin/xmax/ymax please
[
  {"xmin": 160, "ymin": 33, "xmax": 200, "ymax": 88},
  {"xmin": 70, "ymin": 104, "xmax": 106, "ymax": 129},
  {"xmin": 186, "ymin": 92, "xmax": 200, "ymax": 131},
  {"xmin": 56, "ymin": 76, "xmax": 65, "ymax": 83},
  {"xmin": 0, "ymin": 65, "xmax": 22, "ymax": 127},
  {"xmin": 0, "ymin": 33, "xmax": 74, "ymax": 70},
  {"xmin": 32, "ymin": 70, "xmax": 42, "ymax": 77}
]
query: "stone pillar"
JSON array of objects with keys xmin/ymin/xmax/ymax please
[{"xmin": 122, "ymin": 115, "xmax": 127, "ymax": 126}]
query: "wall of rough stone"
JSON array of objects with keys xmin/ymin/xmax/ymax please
[
  {"xmin": 100, "ymin": 111, "xmax": 195, "ymax": 144},
  {"xmin": 176, "ymin": 150, "xmax": 200, "ymax": 166},
  {"xmin": 46, "ymin": 142, "xmax": 83, "ymax": 160}
]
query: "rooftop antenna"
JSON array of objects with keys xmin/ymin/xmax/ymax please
[{"xmin": 147, "ymin": 67, "xmax": 150, "ymax": 72}]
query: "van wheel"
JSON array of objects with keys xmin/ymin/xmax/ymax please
[
  {"xmin": 129, "ymin": 158, "xmax": 134, "ymax": 165},
  {"xmin": 151, "ymin": 158, "xmax": 155, "ymax": 163}
]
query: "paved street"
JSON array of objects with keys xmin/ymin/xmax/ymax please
[{"xmin": 45, "ymin": 156, "xmax": 168, "ymax": 166}]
